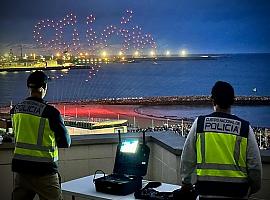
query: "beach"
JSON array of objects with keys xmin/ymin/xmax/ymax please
[{"xmin": 54, "ymin": 104, "xmax": 185, "ymax": 129}]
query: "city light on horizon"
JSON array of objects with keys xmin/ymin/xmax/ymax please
[
  {"xmin": 101, "ymin": 51, "xmax": 107, "ymax": 57},
  {"xmin": 134, "ymin": 51, "xmax": 139, "ymax": 57},
  {"xmin": 150, "ymin": 50, "xmax": 155, "ymax": 57},
  {"xmin": 180, "ymin": 49, "xmax": 187, "ymax": 57}
]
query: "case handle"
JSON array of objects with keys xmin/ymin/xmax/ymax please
[{"xmin": 93, "ymin": 170, "xmax": 106, "ymax": 183}]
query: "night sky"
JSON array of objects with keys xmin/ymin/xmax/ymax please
[{"xmin": 0, "ymin": 0, "xmax": 270, "ymax": 55}]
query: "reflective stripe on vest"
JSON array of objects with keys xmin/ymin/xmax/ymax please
[
  {"xmin": 12, "ymin": 100, "xmax": 58, "ymax": 163},
  {"xmin": 196, "ymin": 129, "xmax": 248, "ymax": 182}
]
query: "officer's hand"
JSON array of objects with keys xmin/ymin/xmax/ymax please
[
  {"xmin": 173, "ymin": 183, "xmax": 197, "ymax": 200},
  {"xmin": 180, "ymin": 183, "xmax": 193, "ymax": 193}
]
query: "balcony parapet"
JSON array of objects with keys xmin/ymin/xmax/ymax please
[{"xmin": 1, "ymin": 132, "xmax": 269, "ymax": 163}]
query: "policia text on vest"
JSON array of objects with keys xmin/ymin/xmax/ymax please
[
  {"xmin": 14, "ymin": 100, "xmax": 46, "ymax": 116},
  {"xmin": 204, "ymin": 117, "xmax": 241, "ymax": 135}
]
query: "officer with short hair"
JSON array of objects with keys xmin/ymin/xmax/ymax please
[
  {"xmin": 11, "ymin": 70, "xmax": 71, "ymax": 200},
  {"xmin": 180, "ymin": 81, "xmax": 262, "ymax": 199}
]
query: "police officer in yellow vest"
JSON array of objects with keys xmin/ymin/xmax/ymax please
[
  {"xmin": 180, "ymin": 81, "xmax": 262, "ymax": 199},
  {"xmin": 11, "ymin": 70, "xmax": 71, "ymax": 200}
]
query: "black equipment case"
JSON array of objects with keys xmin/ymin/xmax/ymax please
[{"xmin": 94, "ymin": 131, "xmax": 150, "ymax": 195}]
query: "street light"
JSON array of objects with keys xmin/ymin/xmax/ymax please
[
  {"xmin": 101, "ymin": 51, "xmax": 107, "ymax": 57},
  {"xmin": 134, "ymin": 51, "xmax": 139, "ymax": 57},
  {"xmin": 180, "ymin": 49, "xmax": 187, "ymax": 57},
  {"xmin": 150, "ymin": 50, "xmax": 155, "ymax": 57}
]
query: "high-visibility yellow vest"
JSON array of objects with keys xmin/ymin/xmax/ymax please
[
  {"xmin": 196, "ymin": 113, "xmax": 249, "ymax": 184},
  {"xmin": 12, "ymin": 100, "xmax": 58, "ymax": 163}
]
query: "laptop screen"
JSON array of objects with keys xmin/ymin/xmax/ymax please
[{"xmin": 120, "ymin": 139, "xmax": 139, "ymax": 153}]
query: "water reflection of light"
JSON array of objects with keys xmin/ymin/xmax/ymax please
[
  {"xmin": 50, "ymin": 70, "xmax": 56, "ymax": 72},
  {"xmin": 61, "ymin": 69, "xmax": 69, "ymax": 72},
  {"xmin": 180, "ymin": 49, "xmax": 187, "ymax": 57},
  {"xmin": 25, "ymin": 71, "xmax": 31, "ymax": 73},
  {"xmin": 0, "ymin": 71, "xmax": 8, "ymax": 75}
]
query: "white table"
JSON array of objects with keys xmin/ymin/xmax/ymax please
[{"xmin": 62, "ymin": 175, "xmax": 181, "ymax": 200}]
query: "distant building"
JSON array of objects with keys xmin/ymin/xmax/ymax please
[{"xmin": 0, "ymin": 113, "xmax": 12, "ymax": 133}]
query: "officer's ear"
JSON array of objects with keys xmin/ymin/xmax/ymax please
[
  {"xmin": 42, "ymin": 83, "xmax": 47, "ymax": 90},
  {"xmin": 41, "ymin": 84, "xmax": 47, "ymax": 98},
  {"xmin": 29, "ymin": 87, "xmax": 42, "ymax": 93},
  {"xmin": 211, "ymin": 95, "xmax": 216, "ymax": 106}
]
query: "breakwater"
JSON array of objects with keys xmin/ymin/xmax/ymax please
[{"xmin": 56, "ymin": 96, "xmax": 270, "ymax": 106}]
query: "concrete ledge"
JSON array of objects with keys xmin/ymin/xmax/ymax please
[
  {"xmin": 148, "ymin": 132, "xmax": 186, "ymax": 156},
  {"xmin": 0, "ymin": 141, "xmax": 14, "ymax": 149},
  {"xmin": 70, "ymin": 132, "xmax": 151, "ymax": 146},
  {"xmin": 1, "ymin": 131, "xmax": 269, "ymax": 163},
  {"xmin": 261, "ymin": 150, "xmax": 270, "ymax": 163}
]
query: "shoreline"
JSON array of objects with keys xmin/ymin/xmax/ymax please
[
  {"xmin": 1, "ymin": 96, "xmax": 269, "ymax": 128},
  {"xmin": 133, "ymin": 106, "xmax": 194, "ymax": 122},
  {"xmin": 1, "ymin": 103, "xmax": 269, "ymax": 129}
]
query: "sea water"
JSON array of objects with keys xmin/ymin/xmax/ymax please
[{"xmin": 0, "ymin": 53, "xmax": 269, "ymax": 126}]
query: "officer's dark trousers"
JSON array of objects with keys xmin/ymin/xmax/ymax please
[{"xmin": 12, "ymin": 172, "xmax": 63, "ymax": 200}]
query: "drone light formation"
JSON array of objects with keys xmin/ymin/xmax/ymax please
[{"xmin": 33, "ymin": 10, "xmax": 157, "ymax": 56}]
